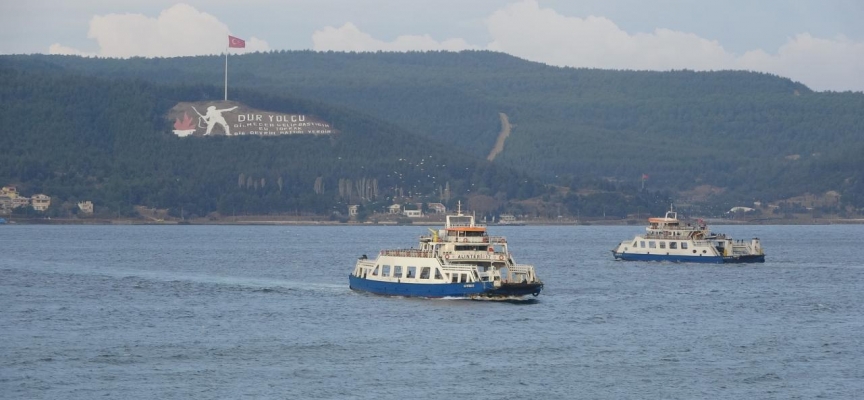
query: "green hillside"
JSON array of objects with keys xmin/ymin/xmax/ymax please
[
  {"xmin": 2, "ymin": 51, "xmax": 864, "ymax": 217},
  {"xmin": 0, "ymin": 67, "xmax": 545, "ymax": 219}
]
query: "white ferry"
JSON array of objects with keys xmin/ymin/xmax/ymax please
[
  {"xmin": 612, "ymin": 208, "xmax": 765, "ymax": 263},
  {"xmin": 349, "ymin": 204, "xmax": 543, "ymax": 299}
]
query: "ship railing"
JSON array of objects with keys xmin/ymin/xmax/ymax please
[
  {"xmin": 440, "ymin": 264, "xmax": 480, "ymax": 272},
  {"xmin": 421, "ymin": 235, "xmax": 488, "ymax": 244},
  {"xmin": 448, "ymin": 222, "xmax": 487, "ymax": 228},
  {"xmin": 730, "ymin": 241, "xmax": 757, "ymax": 255},
  {"xmin": 436, "ymin": 236, "xmax": 506, "ymax": 244},
  {"xmin": 379, "ymin": 249, "xmax": 434, "ymax": 258},
  {"xmin": 353, "ymin": 260, "xmax": 377, "ymax": 277},
  {"xmin": 487, "ymin": 236, "xmax": 507, "ymax": 244},
  {"xmin": 440, "ymin": 264, "xmax": 483, "ymax": 283},
  {"xmin": 644, "ymin": 230, "xmax": 702, "ymax": 238},
  {"xmin": 502, "ymin": 264, "xmax": 538, "ymax": 284}
]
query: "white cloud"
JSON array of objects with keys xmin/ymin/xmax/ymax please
[
  {"xmin": 313, "ymin": 22, "xmax": 477, "ymax": 52},
  {"xmin": 312, "ymin": 0, "xmax": 864, "ymax": 91},
  {"xmin": 48, "ymin": 3, "xmax": 269, "ymax": 58},
  {"xmin": 484, "ymin": 2, "xmax": 736, "ymax": 71},
  {"xmin": 48, "ymin": 43, "xmax": 95, "ymax": 57},
  {"xmin": 737, "ymin": 33, "xmax": 864, "ymax": 92},
  {"xmin": 43, "ymin": 1, "xmax": 864, "ymax": 91}
]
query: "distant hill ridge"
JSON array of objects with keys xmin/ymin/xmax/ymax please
[
  {"xmin": 2, "ymin": 51, "xmax": 863, "ymax": 215},
  {"xmin": 0, "ymin": 65, "xmax": 545, "ymax": 218}
]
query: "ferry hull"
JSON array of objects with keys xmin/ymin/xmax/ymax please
[
  {"xmin": 482, "ymin": 282, "xmax": 543, "ymax": 298},
  {"xmin": 612, "ymin": 251, "xmax": 764, "ymax": 264},
  {"xmin": 349, "ymin": 275, "xmax": 495, "ymax": 298},
  {"xmin": 722, "ymin": 254, "xmax": 766, "ymax": 263}
]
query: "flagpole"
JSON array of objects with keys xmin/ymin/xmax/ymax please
[{"xmin": 224, "ymin": 47, "xmax": 228, "ymax": 101}]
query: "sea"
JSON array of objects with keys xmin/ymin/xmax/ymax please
[{"xmin": 1, "ymin": 224, "xmax": 862, "ymax": 399}]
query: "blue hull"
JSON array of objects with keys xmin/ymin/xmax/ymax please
[
  {"xmin": 722, "ymin": 254, "xmax": 766, "ymax": 263},
  {"xmin": 349, "ymin": 275, "xmax": 497, "ymax": 298},
  {"xmin": 487, "ymin": 282, "xmax": 544, "ymax": 297},
  {"xmin": 612, "ymin": 252, "xmax": 764, "ymax": 264}
]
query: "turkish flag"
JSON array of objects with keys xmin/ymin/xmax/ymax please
[{"xmin": 228, "ymin": 35, "xmax": 246, "ymax": 48}]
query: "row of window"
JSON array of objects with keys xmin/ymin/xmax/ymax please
[
  {"xmin": 633, "ymin": 240, "xmax": 689, "ymax": 250},
  {"xmin": 373, "ymin": 265, "xmax": 441, "ymax": 280},
  {"xmin": 370, "ymin": 265, "xmax": 475, "ymax": 283}
]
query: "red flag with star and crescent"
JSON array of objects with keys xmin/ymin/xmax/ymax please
[{"xmin": 228, "ymin": 35, "xmax": 246, "ymax": 48}]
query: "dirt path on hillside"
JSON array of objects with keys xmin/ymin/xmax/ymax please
[{"xmin": 487, "ymin": 112, "xmax": 511, "ymax": 161}]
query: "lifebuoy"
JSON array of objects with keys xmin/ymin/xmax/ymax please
[
  {"xmin": 462, "ymin": 238, "xmax": 467, "ymax": 243},
  {"xmin": 444, "ymin": 254, "xmax": 450, "ymax": 259},
  {"xmin": 498, "ymin": 255, "xmax": 504, "ymax": 261}
]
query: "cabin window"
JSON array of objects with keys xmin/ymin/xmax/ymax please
[
  {"xmin": 382, "ymin": 265, "xmax": 391, "ymax": 277},
  {"xmin": 461, "ymin": 273, "xmax": 467, "ymax": 283},
  {"xmin": 669, "ymin": 242, "xmax": 678, "ymax": 249},
  {"xmin": 649, "ymin": 241, "xmax": 656, "ymax": 249},
  {"xmin": 633, "ymin": 241, "xmax": 638, "ymax": 247},
  {"xmin": 420, "ymin": 267, "xmax": 430, "ymax": 279},
  {"xmin": 435, "ymin": 269, "xmax": 443, "ymax": 280},
  {"xmin": 640, "ymin": 241, "xmax": 646, "ymax": 248},
  {"xmin": 456, "ymin": 245, "xmax": 486, "ymax": 251},
  {"xmin": 681, "ymin": 242, "xmax": 688, "ymax": 250},
  {"xmin": 451, "ymin": 274, "xmax": 458, "ymax": 283},
  {"xmin": 372, "ymin": 266, "xmax": 379, "ymax": 276},
  {"xmin": 406, "ymin": 266, "xmax": 417, "ymax": 278},
  {"xmin": 659, "ymin": 242, "xmax": 666, "ymax": 249},
  {"xmin": 394, "ymin": 266, "xmax": 403, "ymax": 278}
]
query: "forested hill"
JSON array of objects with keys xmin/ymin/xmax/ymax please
[
  {"xmin": 0, "ymin": 67, "xmax": 544, "ymax": 218},
  {"xmin": 2, "ymin": 51, "xmax": 864, "ymax": 214}
]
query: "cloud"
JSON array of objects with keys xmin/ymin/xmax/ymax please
[
  {"xmin": 483, "ymin": 1, "xmax": 864, "ymax": 91},
  {"xmin": 313, "ymin": 22, "xmax": 477, "ymax": 52},
  {"xmin": 48, "ymin": 43, "xmax": 94, "ymax": 57},
  {"xmin": 312, "ymin": 0, "xmax": 864, "ymax": 92},
  {"xmin": 44, "ymin": 1, "xmax": 864, "ymax": 91},
  {"xmin": 737, "ymin": 33, "xmax": 864, "ymax": 92},
  {"xmin": 484, "ymin": 2, "xmax": 736, "ymax": 71},
  {"xmin": 48, "ymin": 3, "xmax": 269, "ymax": 58}
]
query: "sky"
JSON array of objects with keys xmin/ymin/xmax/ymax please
[{"xmin": 1, "ymin": 0, "xmax": 862, "ymax": 92}]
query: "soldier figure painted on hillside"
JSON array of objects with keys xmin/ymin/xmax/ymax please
[{"xmin": 192, "ymin": 105, "xmax": 238, "ymax": 135}]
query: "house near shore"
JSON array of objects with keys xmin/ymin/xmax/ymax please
[
  {"xmin": 1, "ymin": 186, "xmax": 32, "ymax": 213},
  {"xmin": 427, "ymin": 203, "xmax": 446, "ymax": 214},
  {"xmin": 403, "ymin": 209, "xmax": 423, "ymax": 218},
  {"xmin": 78, "ymin": 201, "xmax": 94, "ymax": 215},
  {"xmin": 31, "ymin": 194, "xmax": 51, "ymax": 211}
]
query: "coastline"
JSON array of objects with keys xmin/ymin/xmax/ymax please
[{"xmin": 3, "ymin": 216, "xmax": 863, "ymax": 226}]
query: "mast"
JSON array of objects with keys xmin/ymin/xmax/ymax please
[{"xmin": 224, "ymin": 48, "xmax": 228, "ymax": 101}]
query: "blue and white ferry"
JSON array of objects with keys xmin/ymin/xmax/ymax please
[
  {"xmin": 612, "ymin": 208, "xmax": 765, "ymax": 263},
  {"xmin": 349, "ymin": 204, "xmax": 543, "ymax": 299}
]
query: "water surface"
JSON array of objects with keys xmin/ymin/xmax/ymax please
[{"xmin": 2, "ymin": 225, "xmax": 862, "ymax": 399}]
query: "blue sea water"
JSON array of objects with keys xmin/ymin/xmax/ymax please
[{"xmin": 1, "ymin": 224, "xmax": 862, "ymax": 399}]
